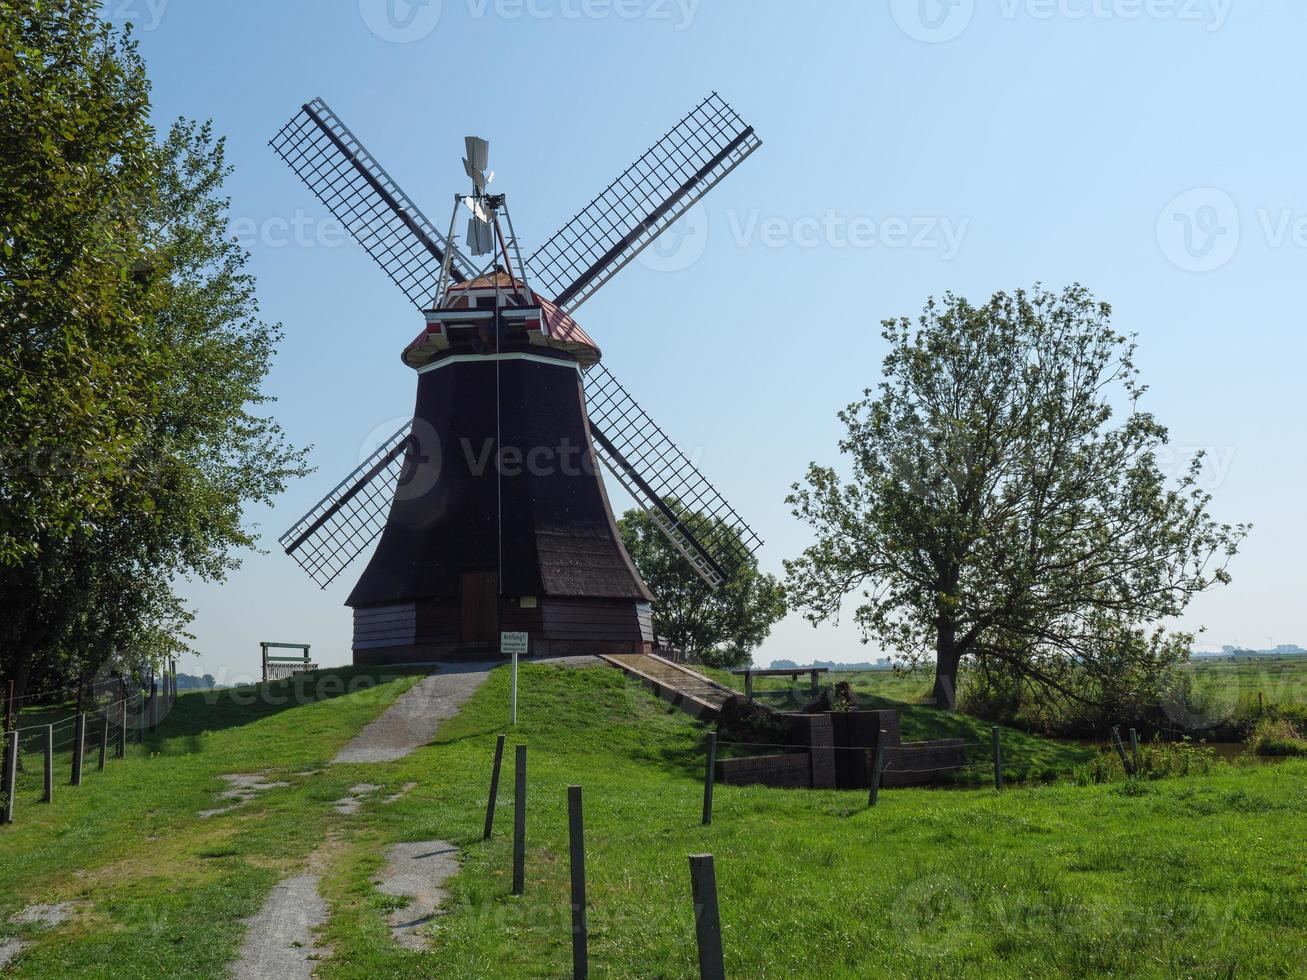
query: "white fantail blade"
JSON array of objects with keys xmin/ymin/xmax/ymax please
[
  {"xmin": 464, "ymin": 136, "xmax": 489, "ymax": 172},
  {"xmin": 462, "ymin": 196, "xmax": 490, "ymax": 223},
  {"xmin": 467, "ymin": 216, "xmax": 494, "ymax": 255}
]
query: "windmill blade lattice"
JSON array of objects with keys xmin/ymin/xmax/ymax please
[
  {"xmin": 279, "ymin": 421, "xmax": 414, "ymax": 588},
  {"xmin": 529, "ymin": 93, "xmax": 762, "ymax": 313},
  {"xmin": 584, "ymin": 363, "xmax": 762, "ymax": 587},
  {"xmin": 270, "ymin": 98, "xmax": 475, "ymax": 309}
]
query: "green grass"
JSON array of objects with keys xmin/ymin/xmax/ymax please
[
  {"xmin": 3, "ymin": 663, "xmax": 1306, "ymax": 977},
  {"xmin": 1187, "ymin": 654, "xmax": 1307, "ymax": 705},
  {"xmin": 0, "ymin": 667, "xmax": 428, "ymax": 977}
]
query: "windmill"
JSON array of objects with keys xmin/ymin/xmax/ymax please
[{"xmin": 270, "ymin": 94, "xmax": 764, "ymax": 663}]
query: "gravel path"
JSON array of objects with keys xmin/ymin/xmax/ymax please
[
  {"xmin": 376, "ymin": 841, "xmax": 460, "ymax": 949},
  {"xmin": 231, "ymin": 873, "xmax": 330, "ymax": 980},
  {"xmin": 332, "ymin": 664, "xmax": 492, "ymax": 764}
]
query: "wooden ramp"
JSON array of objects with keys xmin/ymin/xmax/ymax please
[{"xmin": 599, "ymin": 653, "xmax": 738, "ymax": 721}]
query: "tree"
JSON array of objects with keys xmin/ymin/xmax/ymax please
[
  {"xmin": 786, "ymin": 285, "xmax": 1245, "ymax": 711},
  {"xmin": 0, "ymin": 1, "xmax": 308, "ymax": 709},
  {"xmin": 618, "ymin": 504, "xmax": 786, "ymax": 668}
]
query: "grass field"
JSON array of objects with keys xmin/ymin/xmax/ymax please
[{"xmin": 2, "ymin": 663, "xmax": 1305, "ymax": 977}]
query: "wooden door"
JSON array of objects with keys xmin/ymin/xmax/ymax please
[{"xmin": 461, "ymin": 571, "xmax": 499, "ymax": 643}]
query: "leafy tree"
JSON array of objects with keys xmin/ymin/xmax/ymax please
[
  {"xmin": 786, "ymin": 285, "xmax": 1245, "ymax": 711},
  {"xmin": 618, "ymin": 504, "xmax": 786, "ymax": 669},
  {"xmin": 0, "ymin": 1, "xmax": 308, "ymax": 709}
]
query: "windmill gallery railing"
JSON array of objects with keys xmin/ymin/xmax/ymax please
[{"xmin": 0, "ymin": 666, "xmax": 178, "ymax": 827}]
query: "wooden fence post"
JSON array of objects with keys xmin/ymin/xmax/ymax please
[
  {"xmin": 512, "ymin": 745, "xmax": 526, "ymax": 896},
  {"xmin": 484, "ymin": 734, "xmax": 506, "ymax": 840},
  {"xmin": 1110, "ymin": 726, "xmax": 1133, "ymax": 776},
  {"xmin": 992, "ymin": 727, "xmax": 1003, "ymax": 791},
  {"xmin": 688, "ymin": 854, "xmax": 726, "ymax": 980},
  {"xmin": 568, "ymin": 785, "xmax": 588, "ymax": 980},
  {"xmin": 98, "ymin": 711, "xmax": 108, "ymax": 772},
  {"xmin": 43, "ymin": 726, "xmax": 53, "ymax": 803},
  {"xmin": 2, "ymin": 728, "xmax": 16, "ymax": 825},
  {"xmin": 71, "ymin": 713, "xmax": 86, "ymax": 786},
  {"xmin": 1129, "ymin": 728, "xmax": 1140, "ymax": 772},
  {"xmin": 867, "ymin": 731, "xmax": 887, "ymax": 807},
  {"xmin": 149, "ymin": 681, "xmax": 158, "ymax": 733},
  {"xmin": 702, "ymin": 733, "xmax": 716, "ymax": 826},
  {"xmin": 0, "ymin": 681, "xmax": 12, "ymax": 797},
  {"xmin": 743, "ymin": 671, "xmax": 753, "ymax": 701},
  {"xmin": 117, "ymin": 699, "xmax": 127, "ymax": 759}
]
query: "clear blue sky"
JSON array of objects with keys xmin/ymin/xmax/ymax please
[{"xmin": 117, "ymin": 0, "xmax": 1304, "ymax": 681}]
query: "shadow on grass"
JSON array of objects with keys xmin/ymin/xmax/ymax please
[{"xmin": 141, "ymin": 664, "xmax": 435, "ymax": 751}]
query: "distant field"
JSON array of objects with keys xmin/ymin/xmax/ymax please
[{"xmin": 1185, "ymin": 654, "xmax": 1307, "ymax": 705}]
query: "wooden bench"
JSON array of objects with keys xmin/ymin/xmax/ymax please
[{"xmin": 731, "ymin": 666, "xmax": 830, "ymax": 699}]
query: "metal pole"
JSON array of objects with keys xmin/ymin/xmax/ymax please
[
  {"xmin": 117, "ymin": 698, "xmax": 127, "ymax": 759},
  {"xmin": 510, "ymin": 650, "xmax": 519, "ymax": 726},
  {"xmin": 512, "ymin": 745, "xmax": 526, "ymax": 895},
  {"xmin": 149, "ymin": 681, "xmax": 158, "ymax": 733},
  {"xmin": 702, "ymin": 733, "xmax": 717, "ymax": 826},
  {"xmin": 567, "ymin": 785, "xmax": 588, "ymax": 980},
  {"xmin": 688, "ymin": 855, "xmax": 726, "ymax": 980},
  {"xmin": 98, "ymin": 710, "xmax": 108, "ymax": 772},
  {"xmin": 71, "ymin": 713, "xmax": 85, "ymax": 786},
  {"xmin": 484, "ymin": 734, "xmax": 506, "ymax": 840},
  {"xmin": 43, "ymin": 725, "xmax": 53, "ymax": 802},
  {"xmin": 2, "ymin": 729, "xmax": 16, "ymax": 825},
  {"xmin": 868, "ymin": 731, "xmax": 887, "ymax": 807},
  {"xmin": 992, "ymin": 727, "xmax": 1003, "ymax": 791}
]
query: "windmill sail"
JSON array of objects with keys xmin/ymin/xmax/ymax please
[
  {"xmin": 279, "ymin": 422, "xmax": 414, "ymax": 588},
  {"xmin": 529, "ymin": 93, "xmax": 762, "ymax": 313},
  {"xmin": 583, "ymin": 363, "xmax": 762, "ymax": 588},
  {"xmin": 270, "ymin": 98, "xmax": 476, "ymax": 309}
]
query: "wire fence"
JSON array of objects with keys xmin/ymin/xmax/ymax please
[{"xmin": 1, "ymin": 666, "xmax": 179, "ymax": 827}]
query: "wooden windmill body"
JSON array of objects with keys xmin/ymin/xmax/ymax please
[{"xmin": 272, "ymin": 96, "xmax": 764, "ymax": 663}]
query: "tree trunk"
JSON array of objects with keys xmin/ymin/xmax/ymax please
[{"xmin": 932, "ymin": 648, "xmax": 961, "ymax": 711}]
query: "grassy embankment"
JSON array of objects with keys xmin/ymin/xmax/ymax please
[{"xmin": 3, "ymin": 662, "xmax": 1306, "ymax": 977}]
